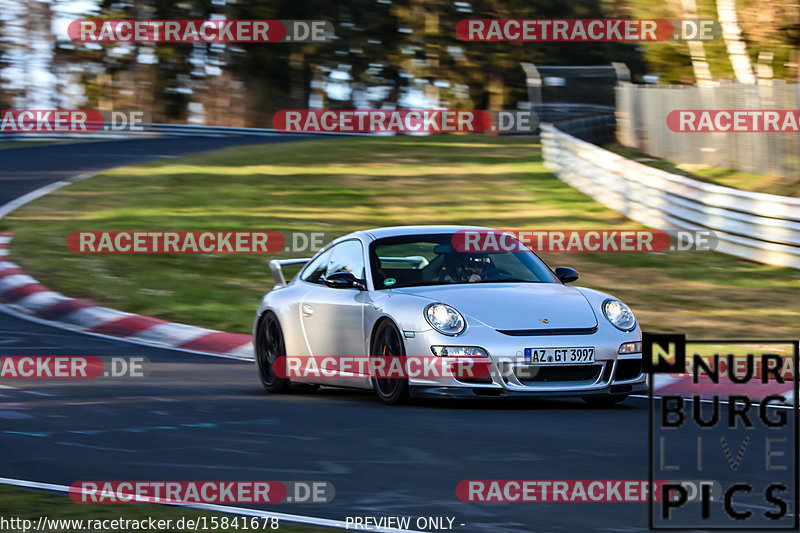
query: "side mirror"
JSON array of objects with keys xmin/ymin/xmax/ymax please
[
  {"xmin": 323, "ymin": 271, "xmax": 366, "ymax": 290},
  {"xmin": 554, "ymin": 266, "xmax": 579, "ymax": 284}
]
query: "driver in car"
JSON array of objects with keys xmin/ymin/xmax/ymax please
[{"xmin": 445, "ymin": 253, "xmax": 505, "ymax": 282}]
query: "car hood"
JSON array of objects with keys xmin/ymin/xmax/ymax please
[{"xmin": 389, "ymin": 283, "xmax": 598, "ymax": 331}]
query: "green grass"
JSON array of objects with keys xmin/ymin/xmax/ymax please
[
  {"xmin": 4, "ymin": 135, "xmax": 799, "ymax": 338},
  {"xmin": 0, "ymin": 485, "xmax": 331, "ymax": 532},
  {"xmin": 605, "ymin": 142, "xmax": 800, "ymax": 197}
]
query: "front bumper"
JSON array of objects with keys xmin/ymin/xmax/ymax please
[
  {"xmin": 403, "ymin": 323, "xmax": 647, "ymax": 397},
  {"xmin": 410, "ymin": 380, "xmax": 649, "ymax": 399}
]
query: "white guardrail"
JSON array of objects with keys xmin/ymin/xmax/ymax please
[{"xmin": 541, "ymin": 123, "xmax": 800, "ymax": 269}]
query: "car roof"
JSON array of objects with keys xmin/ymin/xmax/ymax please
[{"xmin": 357, "ymin": 224, "xmax": 494, "ymax": 241}]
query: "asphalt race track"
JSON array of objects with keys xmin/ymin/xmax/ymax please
[{"xmin": 0, "ymin": 139, "xmax": 793, "ymax": 532}]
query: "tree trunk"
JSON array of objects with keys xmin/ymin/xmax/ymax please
[
  {"xmin": 717, "ymin": 0, "xmax": 756, "ymax": 83},
  {"xmin": 677, "ymin": 0, "xmax": 716, "ymax": 85}
]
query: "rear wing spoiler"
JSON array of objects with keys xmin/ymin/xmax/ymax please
[{"xmin": 269, "ymin": 258, "xmax": 311, "ymax": 287}]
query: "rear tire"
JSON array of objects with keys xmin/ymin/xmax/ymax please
[
  {"xmin": 255, "ymin": 312, "xmax": 290, "ymax": 393},
  {"xmin": 583, "ymin": 394, "xmax": 629, "ymax": 407},
  {"xmin": 370, "ymin": 321, "xmax": 410, "ymax": 405}
]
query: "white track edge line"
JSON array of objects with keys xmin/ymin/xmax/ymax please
[{"xmin": 0, "ymin": 180, "xmax": 72, "ymax": 219}]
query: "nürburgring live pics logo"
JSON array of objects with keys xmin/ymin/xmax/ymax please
[{"xmin": 645, "ymin": 333, "xmax": 799, "ymax": 529}]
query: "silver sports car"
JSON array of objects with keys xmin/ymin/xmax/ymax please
[{"xmin": 253, "ymin": 225, "xmax": 646, "ymax": 405}]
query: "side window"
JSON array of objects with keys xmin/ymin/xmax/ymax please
[
  {"xmin": 327, "ymin": 240, "xmax": 365, "ymax": 280},
  {"xmin": 300, "ymin": 249, "xmax": 332, "ymax": 284}
]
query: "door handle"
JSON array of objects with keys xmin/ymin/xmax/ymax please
[{"xmin": 301, "ymin": 304, "xmax": 314, "ymax": 318}]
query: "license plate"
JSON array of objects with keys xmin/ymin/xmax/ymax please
[{"xmin": 524, "ymin": 347, "xmax": 595, "ymax": 365}]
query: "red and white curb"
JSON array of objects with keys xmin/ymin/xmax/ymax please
[
  {"xmin": 0, "ymin": 231, "xmax": 253, "ymax": 360},
  {"xmin": 0, "ymin": 172, "xmax": 254, "ymax": 360}
]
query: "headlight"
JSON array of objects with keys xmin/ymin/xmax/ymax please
[
  {"xmin": 425, "ymin": 303, "xmax": 466, "ymax": 336},
  {"xmin": 603, "ymin": 299, "xmax": 636, "ymax": 331}
]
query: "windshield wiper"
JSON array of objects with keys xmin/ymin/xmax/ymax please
[
  {"xmin": 383, "ymin": 278, "xmax": 543, "ymax": 288},
  {"xmin": 480, "ymin": 278, "xmax": 540, "ymax": 283}
]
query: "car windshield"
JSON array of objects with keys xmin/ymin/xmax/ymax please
[{"xmin": 369, "ymin": 233, "xmax": 558, "ymax": 290}]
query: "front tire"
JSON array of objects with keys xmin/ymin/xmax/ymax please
[
  {"xmin": 370, "ymin": 321, "xmax": 410, "ymax": 405},
  {"xmin": 255, "ymin": 312, "xmax": 290, "ymax": 393}
]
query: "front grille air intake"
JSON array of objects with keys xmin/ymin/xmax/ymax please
[{"xmin": 496, "ymin": 326, "xmax": 598, "ymax": 337}]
